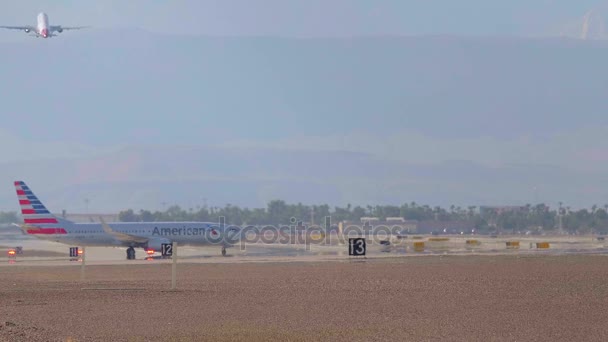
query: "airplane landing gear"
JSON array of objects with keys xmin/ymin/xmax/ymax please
[
  {"xmin": 126, "ymin": 247, "xmax": 136, "ymax": 260},
  {"xmin": 221, "ymin": 246, "xmax": 227, "ymax": 257}
]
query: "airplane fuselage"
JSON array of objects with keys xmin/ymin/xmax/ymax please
[
  {"xmin": 37, "ymin": 12, "xmax": 49, "ymax": 38},
  {"xmin": 30, "ymin": 221, "xmax": 239, "ymax": 251}
]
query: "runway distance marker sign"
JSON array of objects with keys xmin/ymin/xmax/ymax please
[
  {"xmin": 349, "ymin": 238, "xmax": 366, "ymax": 256},
  {"xmin": 161, "ymin": 243, "xmax": 173, "ymax": 257},
  {"xmin": 69, "ymin": 247, "xmax": 79, "ymax": 258}
]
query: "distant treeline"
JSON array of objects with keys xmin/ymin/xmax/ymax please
[
  {"xmin": 0, "ymin": 211, "xmax": 18, "ymax": 225},
  {"xmin": 2, "ymin": 201, "xmax": 607, "ymax": 234},
  {"xmin": 117, "ymin": 201, "xmax": 608, "ymax": 234}
]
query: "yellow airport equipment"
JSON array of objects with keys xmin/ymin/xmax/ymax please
[
  {"xmin": 413, "ymin": 241, "xmax": 425, "ymax": 252},
  {"xmin": 428, "ymin": 237, "xmax": 449, "ymax": 242},
  {"xmin": 309, "ymin": 233, "xmax": 325, "ymax": 241},
  {"xmin": 466, "ymin": 239, "xmax": 480, "ymax": 246},
  {"xmin": 506, "ymin": 241, "xmax": 520, "ymax": 249},
  {"xmin": 536, "ymin": 242, "xmax": 550, "ymax": 249}
]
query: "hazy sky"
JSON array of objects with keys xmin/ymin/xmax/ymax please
[
  {"xmin": 0, "ymin": 0, "xmax": 604, "ymax": 40},
  {"xmin": 1, "ymin": 1, "xmax": 608, "ymax": 210}
]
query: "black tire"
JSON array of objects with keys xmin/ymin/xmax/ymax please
[{"xmin": 126, "ymin": 247, "xmax": 136, "ymax": 260}]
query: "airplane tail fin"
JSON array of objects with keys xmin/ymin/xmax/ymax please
[{"xmin": 13, "ymin": 181, "xmax": 72, "ymax": 234}]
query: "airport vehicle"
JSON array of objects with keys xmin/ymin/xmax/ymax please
[
  {"xmin": 0, "ymin": 12, "xmax": 87, "ymax": 38},
  {"xmin": 13, "ymin": 181, "xmax": 240, "ymax": 259}
]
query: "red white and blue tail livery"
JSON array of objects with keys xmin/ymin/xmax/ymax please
[{"xmin": 15, "ymin": 181, "xmax": 67, "ymax": 235}]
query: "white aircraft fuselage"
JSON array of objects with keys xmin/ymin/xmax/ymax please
[
  {"xmin": 36, "ymin": 12, "xmax": 50, "ymax": 38},
  {"xmin": 30, "ymin": 221, "xmax": 237, "ymax": 250}
]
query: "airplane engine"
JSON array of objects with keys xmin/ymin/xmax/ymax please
[
  {"xmin": 24, "ymin": 28, "xmax": 30, "ymax": 33},
  {"xmin": 144, "ymin": 238, "xmax": 172, "ymax": 253},
  {"xmin": 57, "ymin": 28, "xmax": 63, "ymax": 33}
]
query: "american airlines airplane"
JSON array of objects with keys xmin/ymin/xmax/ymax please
[
  {"xmin": 13, "ymin": 181, "xmax": 241, "ymax": 259},
  {"xmin": 0, "ymin": 12, "xmax": 87, "ymax": 38}
]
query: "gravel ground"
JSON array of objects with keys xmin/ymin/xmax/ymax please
[{"xmin": 1, "ymin": 255, "xmax": 608, "ymax": 341}]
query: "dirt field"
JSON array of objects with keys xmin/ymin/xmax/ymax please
[{"xmin": 1, "ymin": 255, "xmax": 608, "ymax": 341}]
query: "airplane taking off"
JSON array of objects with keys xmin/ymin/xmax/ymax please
[
  {"xmin": 0, "ymin": 12, "xmax": 87, "ymax": 38},
  {"xmin": 13, "ymin": 181, "xmax": 241, "ymax": 259}
]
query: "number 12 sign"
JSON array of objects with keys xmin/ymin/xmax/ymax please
[
  {"xmin": 161, "ymin": 243, "xmax": 173, "ymax": 257},
  {"xmin": 349, "ymin": 238, "xmax": 366, "ymax": 256}
]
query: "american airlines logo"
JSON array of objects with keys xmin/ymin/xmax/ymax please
[{"xmin": 152, "ymin": 227, "xmax": 217, "ymax": 236}]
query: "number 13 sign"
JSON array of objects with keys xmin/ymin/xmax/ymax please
[{"xmin": 349, "ymin": 238, "xmax": 366, "ymax": 256}]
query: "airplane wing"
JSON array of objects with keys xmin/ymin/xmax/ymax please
[
  {"xmin": 12, "ymin": 223, "xmax": 30, "ymax": 234},
  {"xmin": 50, "ymin": 25, "xmax": 89, "ymax": 32},
  {"xmin": 0, "ymin": 25, "xmax": 35, "ymax": 31},
  {"xmin": 99, "ymin": 217, "xmax": 148, "ymax": 244},
  {"xmin": 12, "ymin": 223, "xmax": 40, "ymax": 234}
]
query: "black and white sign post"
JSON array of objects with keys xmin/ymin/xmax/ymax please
[
  {"xmin": 160, "ymin": 242, "xmax": 177, "ymax": 289},
  {"xmin": 80, "ymin": 246, "xmax": 86, "ymax": 281},
  {"xmin": 161, "ymin": 243, "xmax": 173, "ymax": 257},
  {"xmin": 349, "ymin": 238, "xmax": 366, "ymax": 257},
  {"xmin": 170, "ymin": 242, "xmax": 177, "ymax": 290},
  {"xmin": 69, "ymin": 247, "xmax": 79, "ymax": 258}
]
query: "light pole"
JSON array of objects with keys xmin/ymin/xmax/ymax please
[{"xmin": 558, "ymin": 201, "xmax": 563, "ymax": 234}]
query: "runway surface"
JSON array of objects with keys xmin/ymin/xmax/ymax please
[
  {"xmin": 1, "ymin": 254, "xmax": 608, "ymax": 341},
  {"xmin": 2, "ymin": 233, "xmax": 607, "ymax": 266}
]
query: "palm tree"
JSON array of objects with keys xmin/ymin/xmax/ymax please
[{"xmin": 467, "ymin": 206, "xmax": 477, "ymax": 219}]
